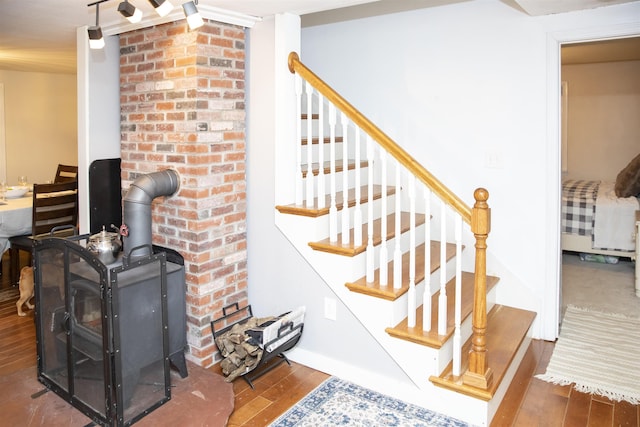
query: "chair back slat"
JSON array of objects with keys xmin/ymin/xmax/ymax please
[
  {"xmin": 54, "ymin": 164, "xmax": 78, "ymax": 184},
  {"xmin": 32, "ymin": 181, "xmax": 78, "ymax": 237}
]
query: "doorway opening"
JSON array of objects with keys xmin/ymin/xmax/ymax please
[{"xmin": 558, "ymin": 36, "xmax": 640, "ymax": 324}]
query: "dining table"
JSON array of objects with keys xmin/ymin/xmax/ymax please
[{"xmin": 0, "ymin": 193, "xmax": 33, "ymax": 255}]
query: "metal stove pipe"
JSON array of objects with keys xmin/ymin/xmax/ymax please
[{"xmin": 122, "ymin": 169, "xmax": 180, "ymax": 259}]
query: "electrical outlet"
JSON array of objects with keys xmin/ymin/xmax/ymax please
[{"xmin": 324, "ymin": 297, "xmax": 336, "ymax": 321}]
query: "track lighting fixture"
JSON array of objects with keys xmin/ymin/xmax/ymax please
[
  {"xmin": 86, "ymin": 0, "xmax": 203, "ymax": 48},
  {"xmin": 87, "ymin": 2, "xmax": 105, "ymax": 49},
  {"xmin": 118, "ymin": 0, "xmax": 143, "ymax": 23},
  {"xmin": 182, "ymin": 1, "xmax": 203, "ymax": 30},
  {"xmin": 149, "ymin": 0, "xmax": 174, "ymax": 17}
]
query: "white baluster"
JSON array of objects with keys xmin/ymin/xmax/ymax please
[
  {"xmin": 328, "ymin": 104, "xmax": 338, "ymax": 242},
  {"xmin": 317, "ymin": 94, "xmax": 325, "ymax": 209},
  {"xmin": 341, "ymin": 113, "xmax": 350, "ymax": 245},
  {"xmin": 305, "ymin": 82, "xmax": 314, "ymax": 208},
  {"xmin": 294, "ymin": 74, "xmax": 303, "ymax": 206},
  {"xmin": 407, "ymin": 175, "xmax": 416, "ymax": 327},
  {"xmin": 353, "ymin": 128, "xmax": 362, "ymax": 247},
  {"xmin": 379, "ymin": 150, "xmax": 388, "ymax": 286},
  {"xmin": 423, "ymin": 186, "xmax": 432, "ymax": 332},
  {"xmin": 366, "ymin": 136, "xmax": 375, "ymax": 283},
  {"xmin": 438, "ymin": 201, "xmax": 447, "ymax": 336},
  {"xmin": 453, "ymin": 215, "xmax": 463, "ymax": 377},
  {"xmin": 393, "ymin": 162, "xmax": 402, "ymax": 289}
]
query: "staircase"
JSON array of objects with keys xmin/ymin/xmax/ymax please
[{"xmin": 274, "ymin": 52, "xmax": 536, "ymax": 426}]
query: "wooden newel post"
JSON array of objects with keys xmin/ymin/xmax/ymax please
[{"xmin": 462, "ymin": 188, "xmax": 494, "ymax": 389}]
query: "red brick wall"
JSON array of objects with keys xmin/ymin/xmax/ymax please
[{"xmin": 119, "ymin": 19, "xmax": 247, "ymax": 367}]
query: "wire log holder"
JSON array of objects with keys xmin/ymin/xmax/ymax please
[{"xmin": 211, "ymin": 303, "xmax": 303, "ymax": 389}]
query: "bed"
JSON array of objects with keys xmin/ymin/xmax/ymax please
[{"xmin": 561, "ymin": 179, "xmax": 640, "ymax": 295}]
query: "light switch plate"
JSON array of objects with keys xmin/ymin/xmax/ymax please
[{"xmin": 324, "ymin": 297, "xmax": 336, "ymax": 321}]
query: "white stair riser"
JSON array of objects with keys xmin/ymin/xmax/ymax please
[{"xmin": 388, "ymin": 255, "xmax": 458, "ymax": 326}]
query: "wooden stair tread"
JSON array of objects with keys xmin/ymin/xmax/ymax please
[
  {"xmin": 276, "ymin": 185, "xmax": 395, "ymax": 218},
  {"xmin": 345, "ymin": 241, "xmax": 457, "ymax": 301},
  {"xmin": 308, "ymin": 211, "xmax": 426, "ymax": 257},
  {"xmin": 301, "ymin": 136, "xmax": 344, "ymax": 145},
  {"xmin": 301, "ymin": 160, "xmax": 367, "ymax": 178},
  {"xmin": 385, "ymin": 273, "xmax": 499, "ymax": 348},
  {"xmin": 429, "ymin": 304, "xmax": 537, "ymax": 401}
]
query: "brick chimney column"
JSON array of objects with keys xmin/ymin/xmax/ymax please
[{"xmin": 119, "ymin": 19, "xmax": 247, "ymax": 367}]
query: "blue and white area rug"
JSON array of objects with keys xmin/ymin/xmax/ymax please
[{"xmin": 269, "ymin": 377, "xmax": 469, "ymax": 427}]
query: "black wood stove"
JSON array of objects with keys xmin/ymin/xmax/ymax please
[{"xmin": 33, "ymin": 169, "xmax": 187, "ymax": 427}]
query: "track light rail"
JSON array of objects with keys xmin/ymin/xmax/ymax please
[{"xmin": 87, "ymin": 0, "xmax": 111, "ymax": 7}]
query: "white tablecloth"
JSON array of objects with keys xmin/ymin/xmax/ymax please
[{"xmin": 0, "ymin": 194, "xmax": 33, "ymax": 254}]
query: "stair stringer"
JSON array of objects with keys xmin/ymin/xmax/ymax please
[
  {"xmin": 275, "ymin": 210, "xmax": 502, "ymax": 426},
  {"xmin": 486, "ymin": 330, "xmax": 534, "ymax": 424}
]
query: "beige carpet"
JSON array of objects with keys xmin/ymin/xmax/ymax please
[
  {"xmin": 536, "ymin": 305, "xmax": 640, "ymax": 404},
  {"xmin": 562, "ymin": 252, "xmax": 640, "ymax": 318}
]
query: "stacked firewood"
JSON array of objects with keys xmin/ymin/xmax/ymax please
[{"xmin": 215, "ymin": 316, "xmax": 274, "ymax": 382}]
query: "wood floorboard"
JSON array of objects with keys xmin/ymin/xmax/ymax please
[
  {"xmin": 589, "ymin": 399, "xmax": 614, "ymax": 426},
  {"xmin": 614, "ymin": 400, "xmax": 639, "ymax": 426},
  {"xmin": 1, "ymin": 252, "xmax": 638, "ymax": 426},
  {"xmin": 565, "ymin": 389, "xmax": 593, "ymax": 427}
]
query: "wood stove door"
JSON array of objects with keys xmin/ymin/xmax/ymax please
[{"xmin": 34, "ymin": 239, "xmax": 111, "ymax": 422}]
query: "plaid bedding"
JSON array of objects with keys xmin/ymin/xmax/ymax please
[{"xmin": 562, "ymin": 179, "xmax": 599, "ymax": 236}]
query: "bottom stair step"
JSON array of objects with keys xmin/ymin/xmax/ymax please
[{"xmin": 429, "ymin": 304, "xmax": 536, "ymax": 401}]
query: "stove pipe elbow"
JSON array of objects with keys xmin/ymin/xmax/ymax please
[{"xmin": 122, "ymin": 169, "xmax": 180, "ymax": 259}]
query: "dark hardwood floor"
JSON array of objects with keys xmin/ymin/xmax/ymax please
[{"xmin": 1, "ymin": 251, "xmax": 638, "ymax": 426}]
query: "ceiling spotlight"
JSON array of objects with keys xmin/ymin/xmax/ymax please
[
  {"xmin": 87, "ymin": 2, "xmax": 105, "ymax": 49},
  {"xmin": 182, "ymin": 1, "xmax": 203, "ymax": 30},
  {"xmin": 149, "ymin": 0, "xmax": 174, "ymax": 17},
  {"xmin": 88, "ymin": 26, "xmax": 105, "ymax": 49},
  {"xmin": 118, "ymin": 0, "xmax": 143, "ymax": 23}
]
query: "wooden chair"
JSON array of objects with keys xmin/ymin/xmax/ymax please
[
  {"xmin": 8, "ymin": 180, "xmax": 78, "ymax": 284},
  {"xmin": 54, "ymin": 164, "xmax": 78, "ymax": 183}
]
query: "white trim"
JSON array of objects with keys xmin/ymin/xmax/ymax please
[
  {"xmin": 544, "ymin": 21, "xmax": 640, "ymax": 341},
  {"xmin": 101, "ymin": 4, "xmax": 261, "ymax": 36},
  {"xmin": 77, "ymin": 26, "xmax": 91, "ymax": 234},
  {"xmin": 561, "ymin": 81, "xmax": 568, "ymax": 173},
  {"xmin": 0, "ymin": 84, "xmax": 5, "ymax": 183},
  {"xmin": 274, "ymin": 14, "xmax": 301, "ymax": 206}
]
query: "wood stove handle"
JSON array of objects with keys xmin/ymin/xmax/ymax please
[{"xmin": 122, "ymin": 244, "xmax": 153, "ymax": 267}]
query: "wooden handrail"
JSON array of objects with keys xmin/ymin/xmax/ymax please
[
  {"xmin": 288, "ymin": 52, "xmax": 472, "ymax": 224},
  {"xmin": 289, "ymin": 51, "xmax": 493, "ymax": 389}
]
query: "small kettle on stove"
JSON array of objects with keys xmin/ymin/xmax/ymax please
[{"xmin": 87, "ymin": 225, "xmax": 123, "ymax": 265}]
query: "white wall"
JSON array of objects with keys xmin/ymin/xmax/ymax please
[
  {"xmin": 0, "ymin": 70, "xmax": 77, "ymax": 185},
  {"xmin": 562, "ymin": 60, "xmax": 640, "ymax": 182},
  {"xmin": 77, "ymin": 27, "xmax": 121, "ymax": 233},
  {"xmin": 245, "ymin": 0, "xmax": 640, "ymax": 386}
]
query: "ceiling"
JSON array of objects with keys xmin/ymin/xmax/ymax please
[
  {"xmin": 0, "ymin": 0, "xmax": 639, "ymax": 74},
  {"xmin": 562, "ymin": 37, "xmax": 640, "ymax": 65}
]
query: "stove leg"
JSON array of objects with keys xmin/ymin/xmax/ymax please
[{"xmin": 170, "ymin": 352, "xmax": 188, "ymax": 378}]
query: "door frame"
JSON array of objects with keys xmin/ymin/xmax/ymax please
[{"xmin": 543, "ymin": 22, "xmax": 640, "ymax": 340}]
